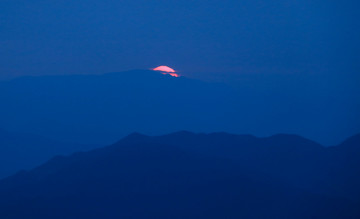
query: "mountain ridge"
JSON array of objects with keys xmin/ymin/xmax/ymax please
[
  {"xmin": 0, "ymin": 69, "xmax": 357, "ymax": 145},
  {"xmin": 0, "ymin": 129, "xmax": 101, "ymax": 179},
  {"xmin": 0, "ymin": 131, "xmax": 359, "ymax": 218}
]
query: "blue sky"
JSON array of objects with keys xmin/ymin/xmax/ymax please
[{"xmin": 1, "ymin": 0, "xmax": 359, "ymax": 81}]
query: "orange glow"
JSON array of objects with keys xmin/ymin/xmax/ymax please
[
  {"xmin": 162, "ymin": 72, "xmax": 180, "ymax": 77},
  {"xmin": 152, "ymin": 65, "xmax": 180, "ymax": 77}
]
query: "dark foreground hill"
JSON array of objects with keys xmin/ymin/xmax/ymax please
[{"xmin": 0, "ymin": 132, "xmax": 359, "ymax": 219}]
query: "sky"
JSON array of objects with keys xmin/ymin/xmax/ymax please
[
  {"xmin": 0, "ymin": 0, "xmax": 359, "ymax": 81},
  {"xmin": 0, "ymin": 0, "xmax": 359, "ymax": 144}
]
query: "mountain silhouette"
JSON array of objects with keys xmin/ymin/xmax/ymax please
[
  {"xmin": 0, "ymin": 128, "xmax": 99, "ymax": 179},
  {"xmin": 0, "ymin": 69, "xmax": 357, "ymax": 145},
  {"xmin": 0, "ymin": 70, "xmax": 230, "ymax": 145},
  {"xmin": 0, "ymin": 131, "xmax": 359, "ymax": 219}
]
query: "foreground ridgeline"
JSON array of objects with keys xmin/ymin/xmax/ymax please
[{"xmin": 0, "ymin": 132, "xmax": 359, "ymax": 218}]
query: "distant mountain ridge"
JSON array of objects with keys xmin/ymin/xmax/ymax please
[
  {"xmin": 0, "ymin": 69, "xmax": 357, "ymax": 145},
  {"xmin": 0, "ymin": 129, "xmax": 100, "ymax": 179},
  {"xmin": 0, "ymin": 131, "xmax": 359, "ymax": 218}
]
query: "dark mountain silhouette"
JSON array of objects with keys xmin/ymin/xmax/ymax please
[
  {"xmin": 0, "ymin": 132, "xmax": 359, "ymax": 219},
  {"xmin": 338, "ymin": 133, "xmax": 360, "ymax": 151},
  {"xmin": 0, "ymin": 69, "xmax": 357, "ymax": 146},
  {"xmin": 0, "ymin": 129, "xmax": 99, "ymax": 179}
]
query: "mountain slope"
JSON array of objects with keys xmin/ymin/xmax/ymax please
[
  {"xmin": 0, "ymin": 70, "xmax": 232, "ymax": 145},
  {"xmin": 0, "ymin": 129, "xmax": 99, "ymax": 179},
  {"xmin": 0, "ymin": 69, "xmax": 357, "ymax": 145},
  {"xmin": 0, "ymin": 132, "xmax": 359, "ymax": 218}
]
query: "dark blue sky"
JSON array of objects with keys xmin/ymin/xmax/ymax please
[
  {"xmin": 0, "ymin": 0, "xmax": 359, "ymax": 145},
  {"xmin": 1, "ymin": 0, "xmax": 359, "ymax": 81}
]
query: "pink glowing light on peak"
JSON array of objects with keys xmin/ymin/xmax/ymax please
[
  {"xmin": 164, "ymin": 72, "xmax": 180, "ymax": 77},
  {"xmin": 152, "ymin": 66, "xmax": 180, "ymax": 77}
]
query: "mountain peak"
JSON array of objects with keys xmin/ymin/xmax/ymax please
[
  {"xmin": 0, "ymin": 130, "xmax": 359, "ymax": 218},
  {"xmin": 127, "ymin": 132, "xmax": 148, "ymax": 138},
  {"xmin": 115, "ymin": 132, "xmax": 150, "ymax": 145}
]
